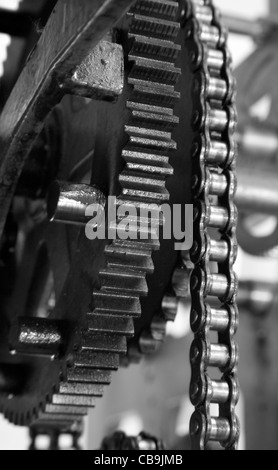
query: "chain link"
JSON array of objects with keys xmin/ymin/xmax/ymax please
[{"xmin": 183, "ymin": 0, "xmax": 240, "ymax": 450}]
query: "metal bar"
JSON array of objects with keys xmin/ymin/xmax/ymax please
[{"xmin": 0, "ymin": 0, "xmax": 136, "ymax": 239}]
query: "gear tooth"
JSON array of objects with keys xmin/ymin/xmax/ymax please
[
  {"xmin": 126, "ymin": 124, "xmax": 173, "ymax": 141},
  {"xmin": 120, "ymin": 171, "xmax": 167, "ymax": 191},
  {"xmin": 36, "ymin": 414, "xmax": 80, "ymax": 429},
  {"xmin": 93, "ymin": 292, "xmax": 142, "ymax": 317},
  {"xmin": 99, "ymin": 269, "xmax": 148, "ymax": 296},
  {"xmin": 105, "ymin": 245, "xmax": 154, "ymax": 274},
  {"xmin": 130, "ymin": 82, "xmax": 180, "ymax": 107},
  {"xmin": 45, "ymin": 405, "xmax": 88, "ymax": 416},
  {"xmin": 127, "ymin": 99, "xmax": 174, "ymax": 116},
  {"xmin": 130, "ymin": 0, "xmax": 179, "ymax": 21},
  {"xmin": 113, "ymin": 237, "xmax": 160, "ymax": 251},
  {"xmin": 87, "ymin": 314, "xmax": 135, "ymax": 337},
  {"xmin": 81, "ymin": 332, "xmax": 127, "ymax": 355},
  {"xmin": 123, "ymin": 147, "xmax": 170, "ymax": 164},
  {"xmin": 52, "ymin": 394, "xmax": 95, "ymax": 408},
  {"xmin": 74, "ymin": 351, "xmax": 119, "ymax": 370},
  {"xmin": 129, "ymin": 57, "xmax": 181, "ymax": 86},
  {"xmin": 129, "ymin": 34, "xmax": 181, "ymax": 64},
  {"xmin": 129, "ymin": 14, "xmax": 180, "ymax": 41},
  {"xmin": 129, "ymin": 109, "xmax": 179, "ymax": 131},
  {"xmin": 67, "ymin": 368, "xmax": 112, "ymax": 385},
  {"xmin": 59, "ymin": 382, "xmax": 104, "ymax": 397},
  {"xmin": 128, "ymin": 135, "xmax": 177, "ymax": 150},
  {"xmin": 126, "ymin": 161, "xmax": 173, "ymax": 176}
]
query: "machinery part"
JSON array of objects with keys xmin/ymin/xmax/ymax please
[
  {"xmin": 185, "ymin": 1, "xmax": 240, "ymax": 450},
  {"xmin": 0, "ymin": 0, "xmax": 188, "ymax": 434},
  {"xmin": 0, "ymin": 0, "xmax": 238, "ymax": 451},
  {"xmin": 47, "ymin": 182, "xmax": 106, "ymax": 226},
  {"xmin": 101, "ymin": 431, "xmax": 165, "ymax": 451}
]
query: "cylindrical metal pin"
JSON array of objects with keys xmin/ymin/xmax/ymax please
[
  {"xmin": 209, "ymin": 109, "xmax": 228, "ymax": 132},
  {"xmin": 209, "ymin": 418, "xmax": 231, "ymax": 442},
  {"xmin": 207, "ymin": 274, "xmax": 229, "ymax": 297},
  {"xmin": 10, "ymin": 318, "xmax": 66, "ymax": 357},
  {"xmin": 209, "ymin": 344, "xmax": 230, "ymax": 368},
  {"xmin": 211, "ymin": 380, "xmax": 230, "ymax": 404},
  {"xmin": 207, "ymin": 49, "xmax": 224, "ymax": 70},
  {"xmin": 200, "ymin": 25, "xmax": 220, "ymax": 44},
  {"xmin": 207, "ymin": 141, "xmax": 228, "ymax": 165},
  {"xmin": 209, "ymin": 173, "xmax": 228, "ymax": 197},
  {"xmin": 195, "ymin": 5, "xmax": 213, "ymax": 24},
  {"xmin": 209, "ymin": 239, "xmax": 229, "ymax": 263},
  {"xmin": 208, "ymin": 78, "xmax": 227, "ymax": 101},
  {"xmin": 208, "ymin": 206, "xmax": 229, "ymax": 229},
  {"xmin": 209, "ymin": 306, "xmax": 230, "ymax": 332},
  {"xmin": 47, "ymin": 181, "xmax": 106, "ymax": 225}
]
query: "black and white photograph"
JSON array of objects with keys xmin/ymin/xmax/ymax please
[{"xmin": 0, "ymin": 0, "xmax": 276, "ymax": 451}]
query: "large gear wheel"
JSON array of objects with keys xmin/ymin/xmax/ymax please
[{"xmin": 0, "ymin": 0, "xmax": 192, "ymax": 433}]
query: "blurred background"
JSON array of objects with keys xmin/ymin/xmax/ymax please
[{"xmin": 1, "ymin": 0, "xmax": 278, "ymax": 450}]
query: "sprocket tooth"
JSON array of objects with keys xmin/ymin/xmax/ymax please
[
  {"xmin": 45, "ymin": 405, "xmax": 88, "ymax": 416},
  {"xmin": 105, "ymin": 245, "xmax": 154, "ymax": 274},
  {"xmin": 129, "ymin": 34, "xmax": 181, "ymax": 63},
  {"xmin": 99, "ymin": 269, "xmax": 148, "ymax": 296},
  {"xmin": 87, "ymin": 314, "xmax": 135, "ymax": 337},
  {"xmin": 129, "ymin": 14, "xmax": 180, "ymax": 41},
  {"xmin": 93, "ymin": 292, "xmax": 142, "ymax": 317},
  {"xmin": 67, "ymin": 368, "xmax": 112, "ymax": 385},
  {"xmin": 52, "ymin": 394, "xmax": 96, "ymax": 408},
  {"xmin": 59, "ymin": 382, "xmax": 104, "ymax": 397},
  {"xmin": 81, "ymin": 332, "xmax": 127, "ymax": 355},
  {"xmin": 73, "ymin": 351, "xmax": 119, "ymax": 370},
  {"xmin": 130, "ymin": 0, "xmax": 179, "ymax": 21}
]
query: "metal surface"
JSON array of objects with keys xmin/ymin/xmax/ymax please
[{"xmin": 47, "ymin": 182, "xmax": 106, "ymax": 225}]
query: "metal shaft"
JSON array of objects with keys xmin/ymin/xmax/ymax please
[
  {"xmin": 47, "ymin": 182, "xmax": 106, "ymax": 226},
  {"xmin": 10, "ymin": 318, "xmax": 67, "ymax": 358}
]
